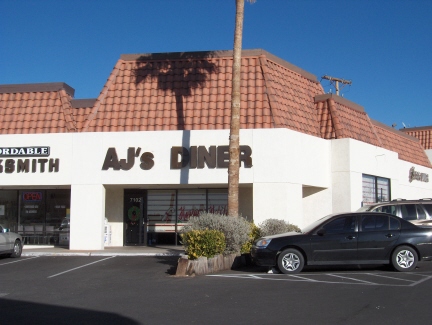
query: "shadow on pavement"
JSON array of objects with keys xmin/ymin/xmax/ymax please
[{"xmin": 0, "ymin": 299, "xmax": 139, "ymax": 325}]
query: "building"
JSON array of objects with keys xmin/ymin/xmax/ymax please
[
  {"xmin": 1, "ymin": 49, "xmax": 431, "ymax": 250},
  {"xmin": 401, "ymin": 126, "xmax": 432, "ymax": 163}
]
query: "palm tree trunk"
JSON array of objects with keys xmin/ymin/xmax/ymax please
[{"xmin": 228, "ymin": 0, "xmax": 244, "ymax": 217}]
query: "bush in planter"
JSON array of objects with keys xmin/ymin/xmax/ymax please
[
  {"xmin": 259, "ymin": 218, "xmax": 300, "ymax": 236},
  {"xmin": 181, "ymin": 229, "xmax": 226, "ymax": 260},
  {"xmin": 183, "ymin": 212, "xmax": 251, "ymax": 255},
  {"xmin": 240, "ymin": 222, "xmax": 261, "ymax": 254}
]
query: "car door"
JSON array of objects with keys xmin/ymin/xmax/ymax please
[
  {"xmin": 0, "ymin": 225, "xmax": 6, "ymax": 253},
  {"xmin": 310, "ymin": 215, "xmax": 358, "ymax": 263},
  {"xmin": 357, "ymin": 214, "xmax": 400, "ymax": 262}
]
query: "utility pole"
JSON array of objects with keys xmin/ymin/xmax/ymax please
[{"xmin": 321, "ymin": 75, "xmax": 352, "ymax": 96}]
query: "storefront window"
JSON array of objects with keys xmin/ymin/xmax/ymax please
[
  {"xmin": 177, "ymin": 189, "xmax": 206, "ymax": 224},
  {"xmin": 362, "ymin": 174, "xmax": 390, "ymax": 205},
  {"xmin": 147, "ymin": 190, "xmax": 176, "ymax": 232},
  {"xmin": 0, "ymin": 189, "xmax": 71, "ymax": 245},
  {"xmin": 208, "ymin": 189, "xmax": 228, "ymax": 215},
  {"xmin": 145, "ymin": 189, "xmax": 227, "ymax": 245}
]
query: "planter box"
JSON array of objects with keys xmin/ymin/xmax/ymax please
[{"xmin": 175, "ymin": 253, "xmax": 244, "ymax": 276}]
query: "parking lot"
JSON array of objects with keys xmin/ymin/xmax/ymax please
[
  {"xmin": 211, "ymin": 267, "xmax": 432, "ymax": 287},
  {"xmin": 2, "ymin": 255, "xmax": 432, "ymax": 324}
]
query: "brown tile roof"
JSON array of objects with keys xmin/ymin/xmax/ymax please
[
  {"xmin": 400, "ymin": 126, "xmax": 432, "ymax": 150},
  {"xmin": 0, "ymin": 49, "xmax": 430, "ymax": 168},
  {"xmin": 315, "ymin": 94, "xmax": 381, "ymax": 146},
  {"xmin": 82, "ymin": 49, "xmax": 323, "ymax": 133},
  {"xmin": 372, "ymin": 120, "xmax": 431, "ymax": 168},
  {"xmin": 0, "ymin": 83, "xmax": 78, "ymax": 134}
]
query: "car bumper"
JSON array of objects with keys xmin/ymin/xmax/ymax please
[{"xmin": 251, "ymin": 246, "xmax": 277, "ymax": 266}]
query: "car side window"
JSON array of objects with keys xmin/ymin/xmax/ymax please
[
  {"xmin": 400, "ymin": 204, "xmax": 417, "ymax": 220},
  {"xmin": 416, "ymin": 205, "xmax": 426, "ymax": 220},
  {"xmin": 323, "ymin": 216, "xmax": 355, "ymax": 234},
  {"xmin": 389, "ymin": 216, "xmax": 401, "ymax": 230},
  {"xmin": 361, "ymin": 215, "xmax": 389, "ymax": 231},
  {"xmin": 374, "ymin": 205, "xmax": 397, "ymax": 216},
  {"xmin": 423, "ymin": 204, "xmax": 432, "ymax": 219}
]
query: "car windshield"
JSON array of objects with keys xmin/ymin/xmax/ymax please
[{"xmin": 301, "ymin": 214, "xmax": 336, "ymax": 233}]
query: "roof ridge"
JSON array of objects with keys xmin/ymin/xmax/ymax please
[
  {"xmin": 0, "ymin": 82, "xmax": 75, "ymax": 97},
  {"xmin": 371, "ymin": 119, "xmax": 421, "ymax": 142},
  {"xmin": 327, "ymin": 98, "xmax": 344, "ymax": 138},
  {"xmin": 365, "ymin": 114, "xmax": 383, "ymax": 148},
  {"xmin": 58, "ymin": 89, "xmax": 78, "ymax": 132},
  {"xmin": 82, "ymin": 60, "xmax": 122, "ymax": 132},
  {"xmin": 258, "ymin": 55, "xmax": 278, "ymax": 128}
]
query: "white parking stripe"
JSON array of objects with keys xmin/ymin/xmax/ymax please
[
  {"xmin": 209, "ymin": 272, "xmax": 432, "ymax": 287},
  {"xmin": 326, "ymin": 274, "xmax": 376, "ymax": 284},
  {"xmin": 366, "ymin": 273, "xmax": 418, "ymax": 282},
  {"xmin": 287, "ymin": 274, "xmax": 321, "ymax": 282},
  {"xmin": 0, "ymin": 256, "xmax": 39, "ymax": 265},
  {"xmin": 47, "ymin": 256, "xmax": 116, "ymax": 278},
  {"xmin": 407, "ymin": 274, "xmax": 432, "ymax": 287}
]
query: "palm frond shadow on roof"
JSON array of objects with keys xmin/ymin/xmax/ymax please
[{"xmin": 132, "ymin": 51, "xmax": 219, "ymax": 130}]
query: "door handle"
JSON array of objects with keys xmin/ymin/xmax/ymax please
[
  {"xmin": 385, "ymin": 234, "xmax": 394, "ymax": 238},
  {"xmin": 346, "ymin": 235, "xmax": 356, "ymax": 240}
]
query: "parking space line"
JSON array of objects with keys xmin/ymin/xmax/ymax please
[
  {"xmin": 407, "ymin": 274, "xmax": 432, "ymax": 287},
  {"xmin": 366, "ymin": 273, "xmax": 418, "ymax": 283},
  {"xmin": 326, "ymin": 274, "xmax": 376, "ymax": 284},
  {"xmin": 209, "ymin": 271, "xmax": 432, "ymax": 287},
  {"xmin": 0, "ymin": 256, "xmax": 39, "ymax": 266},
  {"xmin": 47, "ymin": 256, "xmax": 116, "ymax": 278},
  {"xmin": 287, "ymin": 274, "xmax": 321, "ymax": 282}
]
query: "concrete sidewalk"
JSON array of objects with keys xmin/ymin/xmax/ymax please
[{"xmin": 22, "ymin": 245, "xmax": 186, "ymax": 257}]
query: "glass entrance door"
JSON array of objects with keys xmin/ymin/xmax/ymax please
[{"xmin": 124, "ymin": 189, "xmax": 148, "ymax": 246}]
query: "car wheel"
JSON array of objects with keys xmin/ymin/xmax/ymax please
[
  {"xmin": 277, "ymin": 248, "xmax": 304, "ymax": 274},
  {"xmin": 391, "ymin": 245, "xmax": 417, "ymax": 272},
  {"xmin": 10, "ymin": 240, "xmax": 22, "ymax": 258}
]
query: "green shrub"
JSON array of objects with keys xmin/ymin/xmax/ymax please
[
  {"xmin": 258, "ymin": 218, "xmax": 301, "ymax": 237},
  {"xmin": 183, "ymin": 212, "xmax": 251, "ymax": 254},
  {"xmin": 241, "ymin": 223, "xmax": 261, "ymax": 254},
  {"xmin": 181, "ymin": 229, "xmax": 226, "ymax": 260}
]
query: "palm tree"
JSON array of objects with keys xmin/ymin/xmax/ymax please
[{"xmin": 228, "ymin": 0, "xmax": 255, "ymax": 217}]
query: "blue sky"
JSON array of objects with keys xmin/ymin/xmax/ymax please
[{"xmin": 1, "ymin": 0, "xmax": 431, "ymax": 129}]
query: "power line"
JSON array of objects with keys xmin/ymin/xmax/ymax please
[{"xmin": 321, "ymin": 75, "xmax": 352, "ymax": 96}]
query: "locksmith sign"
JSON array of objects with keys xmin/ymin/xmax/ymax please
[
  {"xmin": 0, "ymin": 146, "xmax": 50, "ymax": 157},
  {"xmin": 0, "ymin": 146, "xmax": 60, "ymax": 174}
]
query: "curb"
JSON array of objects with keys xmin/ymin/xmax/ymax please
[{"xmin": 22, "ymin": 251, "xmax": 186, "ymax": 257}]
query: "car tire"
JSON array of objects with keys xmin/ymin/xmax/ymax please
[
  {"xmin": 391, "ymin": 245, "xmax": 417, "ymax": 272},
  {"xmin": 277, "ymin": 248, "xmax": 304, "ymax": 274},
  {"xmin": 9, "ymin": 240, "xmax": 22, "ymax": 258}
]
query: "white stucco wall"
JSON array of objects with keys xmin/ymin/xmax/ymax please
[
  {"xmin": 251, "ymin": 128, "xmax": 331, "ymax": 228},
  {"xmin": 70, "ymin": 184, "xmax": 105, "ymax": 250},
  {"xmin": 1, "ymin": 129, "xmax": 431, "ymax": 249},
  {"xmin": 331, "ymin": 138, "xmax": 432, "ymax": 213}
]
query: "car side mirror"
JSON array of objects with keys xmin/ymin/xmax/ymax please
[{"xmin": 317, "ymin": 228, "xmax": 326, "ymax": 236}]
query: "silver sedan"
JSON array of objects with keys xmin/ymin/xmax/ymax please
[{"xmin": 0, "ymin": 224, "xmax": 23, "ymax": 258}]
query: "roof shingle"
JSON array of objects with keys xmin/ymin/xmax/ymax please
[
  {"xmin": 0, "ymin": 49, "xmax": 430, "ymax": 168},
  {"xmin": 400, "ymin": 126, "xmax": 432, "ymax": 150}
]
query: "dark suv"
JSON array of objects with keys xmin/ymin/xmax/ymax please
[{"xmin": 358, "ymin": 199, "xmax": 432, "ymax": 225}]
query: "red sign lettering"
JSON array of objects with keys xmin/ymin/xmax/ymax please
[{"xmin": 23, "ymin": 192, "xmax": 42, "ymax": 201}]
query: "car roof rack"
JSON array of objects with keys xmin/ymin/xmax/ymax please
[{"xmin": 391, "ymin": 198, "xmax": 406, "ymax": 201}]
